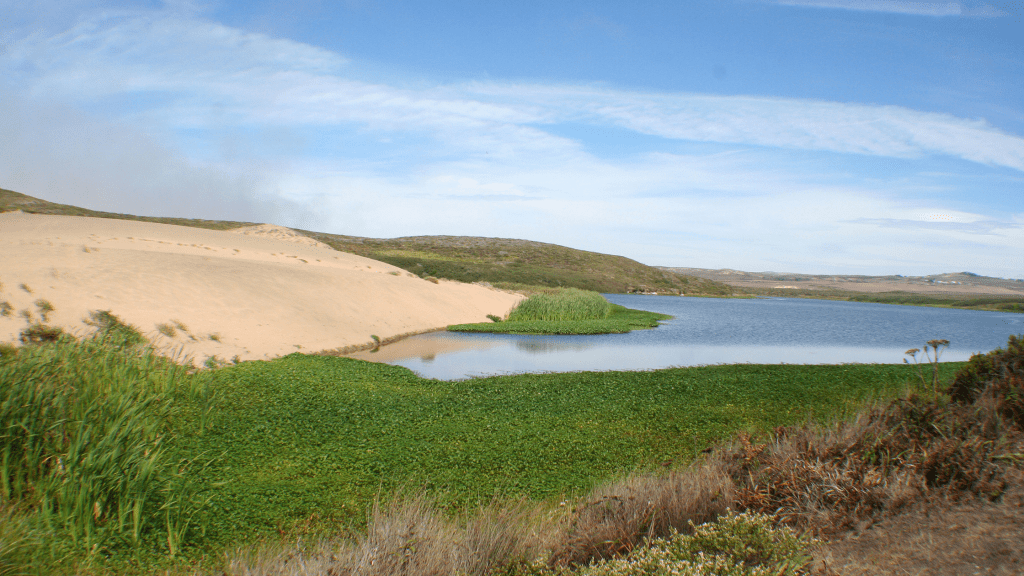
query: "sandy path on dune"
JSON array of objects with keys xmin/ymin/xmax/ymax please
[{"xmin": 0, "ymin": 212, "xmax": 523, "ymax": 363}]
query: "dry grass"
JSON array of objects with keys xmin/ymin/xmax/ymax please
[
  {"xmin": 549, "ymin": 464, "xmax": 734, "ymax": 566},
  {"xmin": 812, "ymin": 472, "xmax": 1024, "ymax": 575},
  {"xmin": 220, "ymin": 495, "xmax": 550, "ymax": 576},
  {"xmin": 721, "ymin": 391, "xmax": 1022, "ymax": 538}
]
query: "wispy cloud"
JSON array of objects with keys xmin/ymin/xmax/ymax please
[
  {"xmin": 1, "ymin": 8, "xmax": 1021, "ymax": 276},
  {"xmin": 759, "ymin": 0, "xmax": 1006, "ymax": 17},
  {"xmin": 3, "ymin": 12, "xmax": 1022, "ymax": 172}
]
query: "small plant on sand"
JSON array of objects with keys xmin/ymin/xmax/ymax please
[
  {"xmin": 34, "ymin": 299, "xmax": 54, "ymax": 322},
  {"xmin": 17, "ymin": 309, "xmax": 32, "ymax": 323},
  {"xmin": 487, "ymin": 314, "xmax": 503, "ymax": 323},
  {"xmin": 425, "ymin": 276, "xmax": 440, "ymax": 284},
  {"xmin": 904, "ymin": 338, "xmax": 950, "ymax": 395},
  {"xmin": 18, "ymin": 324, "xmax": 64, "ymax": 345},
  {"xmin": 86, "ymin": 310, "xmax": 147, "ymax": 347},
  {"xmin": 0, "ymin": 301, "xmax": 12, "ymax": 317},
  {"xmin": 18, "ymin": 284, "xmax": 31, "ymax": 294},
  {"xmin": 209, "ymin": 333, "xmax": 222, "ymax": 342},
  {"xmin": 157, "ymin": 322, "xmax": 178, "ymax": 338},
  {"xmin": 172, "ymin": 320, "xmax": 197, "ymax": 340}
]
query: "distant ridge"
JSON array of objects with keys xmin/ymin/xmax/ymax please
[
  {"xmin": 661, "ymin": 266, "xmax": 1024, "ymax": 297},
  {"xmin": 1, "ymin": 187, "xmax": 731, "ymax": 295}
]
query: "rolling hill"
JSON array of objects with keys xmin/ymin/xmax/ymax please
[{"xmin": 0, "ymin": 188, "xmax": 731, "ymax": 295}]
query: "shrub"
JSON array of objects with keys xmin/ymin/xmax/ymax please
[
  {"xmin": 0, "ymin": 302, "xmax": 12, "ymax": 317},
  {"xmin": 545, "ymin": 511, "xmax": 814, "ymax": 576},
  {"xmin": 948, "ymin": 334, "xmax": 1023, "ymax": 403},
  {"xmin": 947, "ymin": 334, "xmax": 1024, "ymax": 428}
]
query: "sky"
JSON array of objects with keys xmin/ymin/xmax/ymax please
[{"xmin": 1, "ymin": 0, "xmax": 1022, "ymax": 277}]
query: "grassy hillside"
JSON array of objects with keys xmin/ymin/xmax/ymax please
[
  {"xmin": 298, "ymin": 231, "xmax": 732, "ymax": 294},
  {"xmin": 1, "ymin": 187, "xmax": 732, "ymax": 295},
  {"xmin": 0, "ymin": 187, "xmax": 255, "ymax": 231}
]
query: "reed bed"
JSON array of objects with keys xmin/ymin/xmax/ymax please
[
  {"xmin": 507, "ymin": 289, "xmax": 612, "ymax": 322},
  {"xmin": 0, "ymin": 322, "xmax": 216, "ymax": 568}
]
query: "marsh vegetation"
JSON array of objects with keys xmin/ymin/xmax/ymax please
[
  {"xmin": 449, "ymin": 289, "xmax": 672, "ymax": 335},
  {"xmin": 6, "ymin": 315, "xmax": 1021, "ymax": 574}
]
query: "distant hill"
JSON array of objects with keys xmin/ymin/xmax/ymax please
[
  {"xmin": 0, "ymin": 187, "xmax": 255, "ymax": 231},
  {"xmin": 1, "ymin": 187, "xmax": 731, "ymax": 295},
  {"xmin": 296, "ymin": 231, "xmax": 732, "ymax": 295},
  {"xmin": 661, "ymin": 266, "xmax": 1024, "ymax": 294}
]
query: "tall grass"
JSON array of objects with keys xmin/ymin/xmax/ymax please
[
  {"xmin": 0, "ymin": 325, "xmax": 216, "ymax": 567},
  {"xmin": 508, "ymin": 289, "xmax": 611, "ymax": 322}
]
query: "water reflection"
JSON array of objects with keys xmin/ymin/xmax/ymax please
[
  {"xmin": 346, "ymin": 295, "xmax": 1023, "ymax": 381},
  {"xmin": 515, "ymin": 339, "xmax": 595, "ymax": 353}
]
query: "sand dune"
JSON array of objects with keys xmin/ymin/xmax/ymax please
[{"xmin": 0, "ymin": 211, "xmax": 523, "ymax": 363}]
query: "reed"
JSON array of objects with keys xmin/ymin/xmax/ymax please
[
  {"xmin": 507, "ymin": 289, "xmax": 611, "ymax": 322},
  {"xmin": 0, "ymin": 330, "xmax": 214, "ymax": 563}
]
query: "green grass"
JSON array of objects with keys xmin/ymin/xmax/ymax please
[
  {"xmin": 507, "ymin": 289, "xmax": 612, "ymax": 322},
  {"xmin": 0, "ymin": 324, "xmax": 965, "ymax": 573},
  {"xmin": 450, "ymin": 304, "xmax": 671, "ymax": 334},
  {"xmin": 449, "ymin": 289, "xmax": 671, "ymax": 335},
  {"xmin": 178, "ymin": 354, "xmax": 955, "ymax": 548},
  {"xmin": 0, "ymin": 331, "xmax": 217, "ymax": 571}
]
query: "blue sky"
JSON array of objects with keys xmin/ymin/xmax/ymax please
[{"xmin": 1, "ymin": 0, "xmax": 1022, "ymax": 276}]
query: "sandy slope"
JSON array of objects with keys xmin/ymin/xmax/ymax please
[{"xmin": 0, "ymin": 212, "xmax": 522, "ymax": 363}]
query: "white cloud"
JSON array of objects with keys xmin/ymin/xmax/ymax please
[
  {"xmin": 759, "ymin": 0, "xmax": 1006, "ymax": 17},
  {"xmin": 3, "ymin": 12, "xmax": 1023, "ymax": 172},
  {"xmin": 2, "ymin": 9, "xmax": 1022, "ymax": 277}
]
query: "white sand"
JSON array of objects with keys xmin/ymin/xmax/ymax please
[{"xmin": 0, "ymin": 212, "xmax": 523, "ymax": 363}]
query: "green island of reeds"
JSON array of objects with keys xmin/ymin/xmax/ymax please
[
  {"xmin": 448, "ymin": 288, "xmax": 673, "ymax": 335},
  {"xmin": 5, "ymin": 313, "xmax": 1001, "ymax": 575}
]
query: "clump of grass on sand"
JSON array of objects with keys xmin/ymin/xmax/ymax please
[{"xmin": 33, "ymin": 300, "xmax": 53, "ymax": 323}]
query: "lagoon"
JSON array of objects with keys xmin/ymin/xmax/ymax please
[{"xmin": 348, "ymin": 295, "xmax": 1024, "ymax": 380}]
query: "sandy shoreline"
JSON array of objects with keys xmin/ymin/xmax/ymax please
[{"xmin": 0, "ymin": 212, "xmax": 523, "ymax": 363}]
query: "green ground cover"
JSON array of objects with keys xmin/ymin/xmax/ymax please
[
  {"xmin": 182, "ymin": 355, "xmax": 951, "ymax": 546},
  {"xmin": 2, "ymin": 327, "xmax": 964, "ymax": 573}
]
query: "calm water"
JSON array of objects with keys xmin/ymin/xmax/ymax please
[{"xmin": 349, "ymin": 295, "xmax": 1024, "ymax": 380}]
